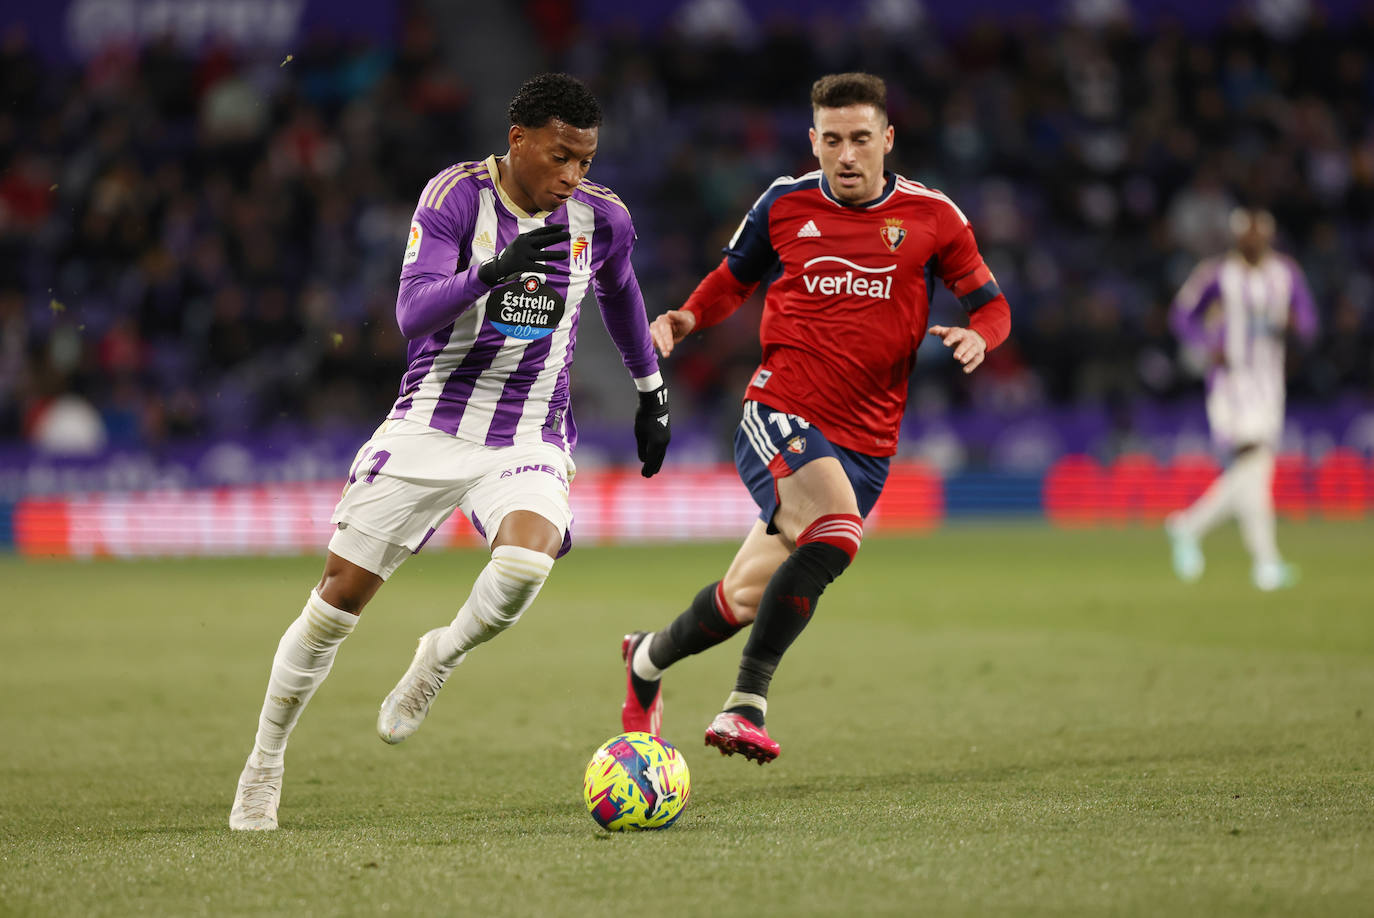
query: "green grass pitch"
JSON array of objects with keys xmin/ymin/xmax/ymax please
[{"xmin": 2, "ymin": 521, "xmax": 1372, "ymax": 917}]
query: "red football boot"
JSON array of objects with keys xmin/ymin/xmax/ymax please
[
  {"xmin": 704, "ymin": 712, "xmax": 780, "ymax": 764},
  {"xmin": 620, "ymin": 632, "xmax": 662, "ymax": 734}
]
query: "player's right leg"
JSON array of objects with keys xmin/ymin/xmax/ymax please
[
  {"xmin": 622, "ymin": 522, "xmax": 787, "ymax": 733},
  {"xmin": 230, "ymin": 551, "xmax": 389, "ymax": 830}
]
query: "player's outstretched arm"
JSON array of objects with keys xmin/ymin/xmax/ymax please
[
  {"xmin": 662, "ymin": 258, "xmax": 759, "ymax": 358},
  {"xmin": 928, "ymin": 325, "xmax": 988, "ymax": 374},
  {"xmin": 650, "ymin": 310, "xmax": 697, "ymax": 358},
  {"xmin": 588, "ymin": 217, "xmax": 671, "ymax": 477},
  {"xmin": 633, "ymin": 378, "xmax": 671, "ymax": 477}
]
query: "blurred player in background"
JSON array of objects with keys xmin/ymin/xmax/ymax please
[
  {"xmin": 1165, "ymin": 208, "xmax": 1318, "ymax": 591},
  {"xmin": 621, "ymin": 73, "xmax": 1010, "ymax": 763},
  {"xmin": 230, "ymin": 73, "xmax": 671, "ymax": 829}
]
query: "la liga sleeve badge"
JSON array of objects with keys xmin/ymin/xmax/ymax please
[{"xmin": 403, "ymin": 221, "xmax": 423, "ymax": 265}]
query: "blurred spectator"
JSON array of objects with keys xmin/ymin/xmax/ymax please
[{"xmin": 0, "ymin": 4, "xmax": 1370, "ymax": 466}]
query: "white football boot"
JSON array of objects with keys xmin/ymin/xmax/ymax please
[
  {"xmin": 230, "ymin": 759, "xmax": 283, "ymax": 830},
  {"xmin": 1253, "ymin": 560, "xmax": 1299, "ymax": 592},
  {"xmin": 1165, "ymin": 515, "xmax": 1204, "ymax": 583},
  {"xmin": 377, "ymin": 628, "xmax": 457, "ymax": 744}
]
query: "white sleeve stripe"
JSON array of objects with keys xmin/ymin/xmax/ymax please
[
  {"xmin": 894, "ymin": 180, "xmax": 969, "ymax": 225},
  {"xmin": 746, "ymin": 172, "xmax": 821, "ymax": 211}
]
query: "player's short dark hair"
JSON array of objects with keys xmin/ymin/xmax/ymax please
[
  {"xmin": 507, "ymin": 73, "xmax": 602, "ymax": 130},
  {"xmin": 810, "ymin": 72, "xmax": 887, "ymax": 120}
]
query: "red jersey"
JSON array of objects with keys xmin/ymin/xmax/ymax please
[{"xmin": 684, "ymin": 170, "xmax": 1010, "ymax": 457}]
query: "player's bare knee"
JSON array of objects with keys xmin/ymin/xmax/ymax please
[
  {"xmin": 723, "ymin": 584, "xmax": 761, "ymax": 625},
  {"xmin": 316, "ymin": 555, "xmax": 383, "ymax": 615},
  {"xmin": 492, "ymin": 510, "xmax": 563, "ymax": 558}
]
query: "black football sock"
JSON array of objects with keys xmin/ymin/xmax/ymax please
[
  {"xmin": 626, "ymin": 633, "xmax": 661, "ymax": 711},
  {"xmin": 629, "ymin": 582, "xmax": 742, "ymax": 711},
  {"xmin": 646, "ymin": 581, "xmax": 744, "ymax": 669},
  {"xmin": 728, "ymin": 541, "xmax": 852, "ymax": 720}
]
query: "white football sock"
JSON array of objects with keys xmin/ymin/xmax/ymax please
[
  {"xmin": 434, "ymin": 545, "xmax": 554, "ymax": 664},
  {"xmin": 1233, "ymin": 446, "xmax": 1280, "ymax": 568},
  {"xmin": 1175, "ymin": 458, "xmax": 1242, "ymax": 539},
  {"xmin": 250, "ymin": 590, "xmax": 357, "ymax": 769},
  {"xmin": 632, "ymin": 638, "xmax": 664, "ymax": 681}
]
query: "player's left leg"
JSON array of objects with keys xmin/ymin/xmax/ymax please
[
  {"xmin": 623, "ymin": 521, "xmax": 788, "ymax": 733},
  {"xmin": 1230, "ymin": 444, "xmax": 1297, "ymax": 590},
  {"xmin": 707, "ymin": 457, "xmax": 863, "ymax": 763},
  {"xmin": 377, "ymin": 445, "xmax": 572, "ymax": 744},
  {"xmin": 1165, "ymin": 462, "xmax": 1240, "ymax": 583}
]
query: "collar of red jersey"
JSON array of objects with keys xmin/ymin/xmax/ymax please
[{"xmin": 818, "ymin": 171, "xmax": 898, "ymax": 209}]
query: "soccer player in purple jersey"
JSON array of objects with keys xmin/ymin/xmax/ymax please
[
  {"xmin": 230, "ymin": 74, "xmax": 671, "ymax": 830},
  {"xmin": 1165, "ymin": 207, "xmax": 1318, "ymax": 591}
]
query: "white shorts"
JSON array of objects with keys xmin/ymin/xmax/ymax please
[
  {"xmin": 1206, "ymin": 369, "xmax": 1284, "ymax": 449},
  {"xmin": 328, "ymin": 418, "xmax": 575, "ymax": 579}
]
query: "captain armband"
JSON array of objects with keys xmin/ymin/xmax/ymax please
[{"xmin": 949, "ymin": 264, "xmax": 1002, "ymax": 314}]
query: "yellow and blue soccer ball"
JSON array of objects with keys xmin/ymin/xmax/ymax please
[{"xmin": 583, "ymin": 732, "xmax": 691, "ymax": 831}]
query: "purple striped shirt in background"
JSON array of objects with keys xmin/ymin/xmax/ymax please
[{"xmin": 1171, "ymin": 251, "xmax": 1319, "ymax": 447}]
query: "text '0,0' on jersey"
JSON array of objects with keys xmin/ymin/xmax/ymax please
[
  {"xmin": 722, "ymin": 171, "xmax": 1007, "ymax": 456},
  {"xmin": 388, "ymin": 156, "xmax": 657, "ymax": 453}
]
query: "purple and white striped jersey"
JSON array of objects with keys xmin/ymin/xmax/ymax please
[
  {"xmin": 388, "ymin": 155, "xmax": 658, "ymax": 452},
  {"xmin": 1171, "ymin": 252, "xmax": 1318, "ymax": 446}
]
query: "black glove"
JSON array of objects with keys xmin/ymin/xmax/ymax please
[
  {"xmin": 477, "ymin": 223, "xmax": 571, "ymax": 286},
  {"xmin": 634, "ymin": 384, "xmax": 671, "ymax": 478}
]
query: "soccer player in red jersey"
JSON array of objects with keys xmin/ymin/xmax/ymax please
[{"xmin": 621, "ymin": 73, "xmax": 1011, "ymax": 762}]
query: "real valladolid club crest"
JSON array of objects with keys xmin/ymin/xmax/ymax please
[
  {"xmin": 880, "ymin": 217, "xmax": 907, "ymax": 253},
  {"xmin": 570, "ymin": 233, "xmax": 590, "ymax": 273}
]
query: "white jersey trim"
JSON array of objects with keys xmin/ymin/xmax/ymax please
[{"xmin": 894, "ymin": 179, "xmax": 969, "ymax": 225}]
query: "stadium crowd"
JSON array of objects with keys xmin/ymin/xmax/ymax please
[{"xmin": 1, "ymin": 4, "xmax": 1371, "ymax": 459}]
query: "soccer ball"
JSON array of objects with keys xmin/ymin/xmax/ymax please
[{"xmin": 583, "ymin": 732, "xmax": 691, "ymax": 831}]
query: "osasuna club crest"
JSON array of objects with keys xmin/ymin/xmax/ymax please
[{"xmin": 880, "ymin": 217, "xmax": 907, "ymax": 253}]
